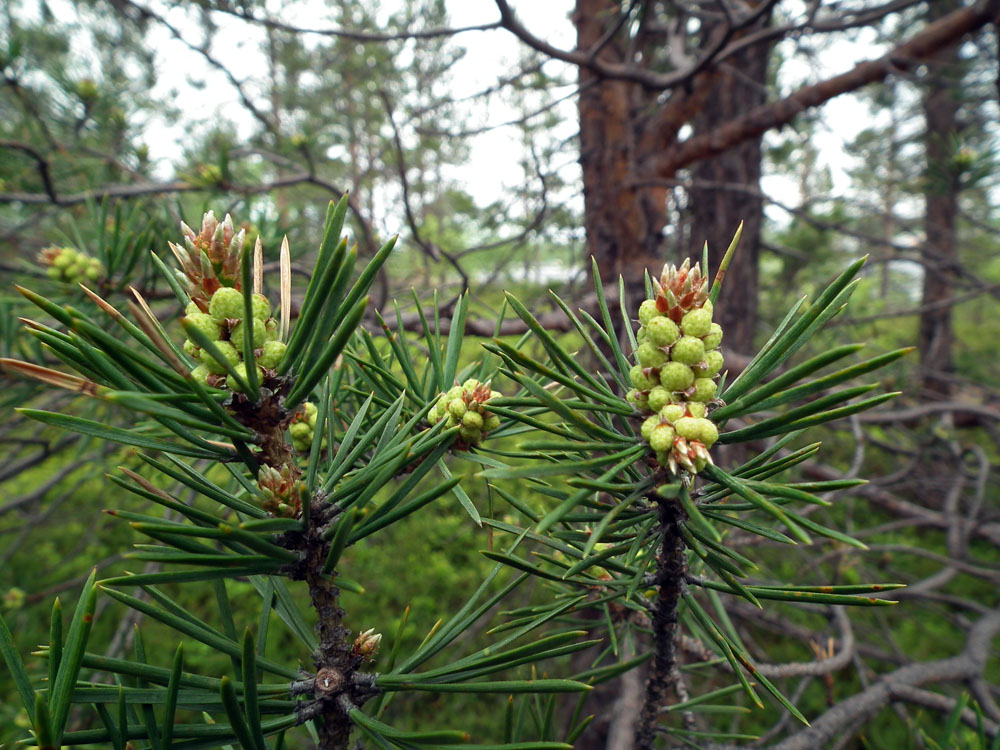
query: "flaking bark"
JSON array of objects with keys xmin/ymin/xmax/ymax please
[{"xmin": 635, "ymin": 498, "xmax": 686, "ymax": 749}]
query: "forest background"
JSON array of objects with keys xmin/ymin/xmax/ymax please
[{"xmin": 1, "ymin": 0, "xmax": 999, "ymax": 747}]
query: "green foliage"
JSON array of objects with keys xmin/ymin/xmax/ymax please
[{"xmin": 0, "ymin": 195, "xmax": 908, "ymax": 748}]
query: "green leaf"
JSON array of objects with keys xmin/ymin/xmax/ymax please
[
  {"xmin": 52, "ymin": 715, "xmax": 298, "ymax": 745},
  {"xmin": 99, "ymin": 587, "xmax": 298, "ymax": 679},
  {"xmin": 34, "ymin": 693, "xmax": 56, "ymax": 750},
  {"xmin": 48, "ymin": 598, "xmax": 63, "ymax": 704},
  {"xmin": 350, "ymin": 473, "xmax": 462, "ymax": 543},
  {"xmin": 323, "ymin": 506, "xmax": 357, "ymax": 574},
  {"xmin": 695, "ymin": 579, "xmax": 897, "ymax": 605},
  {"xmin": 18, "ymin": 409, "xmax": 226, "ymax": 459},
  {"xmin": 302, "ymin": 243, "xmax": 358, "ymax": 375},
  {"xmin": 712, "ymin": 343, "xmax": 865, "ymax": 420},
  {"xmin": 720, "ymin": 392, "xmax": 901, "ymax": 444},
  {"xmin": 701, "ymin": 465, "xmax": 810, "ymax": 543},
  {"xmin": 708, "ymin": 222, "xmax": 743, "ymax": 305},
  {"xmin": 681, "ymin": 593, "xmax": 762, "ymax": 708},
  {"xmin": 286, "ymin": 295, "xmax": 369, "ymax": 409},
  {"xmin": 723, "ymin": 257, "xmax": 867, "ymax": 402},
  {"xmin": 443, "ymin": 291, "xmax": 469, "ymax": 387},
  {"xmin": 181, "ymin": 318, "xmax": 250, "ymax": 394},
  {"xmin": 503, "ymin": 293, "xmax": 612, "ymax": 397},
  {"xmin": 219, "ymin": 675, "xmax": 263, "ymax": 750},
  {"xmin": 0, "ymin": 609, "xmax": 36, "ymax": 722},
  {"xmin": 50, "ymin": 569, "xmax": 98, "ymax": 743},
  {"xmin": 94, "ymin": 700, "xmax": 125, "ymax": 750},
  {"xmin": 100, "ymin": 566, "xmax": 281, "ymax": 586},
  {"xmin": 547, "ymin": 291, "xmax": 619, "ymax": 388},
  {"xmin": 479, "ymin": 444, "xmax": 645, "ymax": 480},
  {"xmin": 590, "ymin": 258, "xmax": 631, "ymax": 376},
  {"xmin": 162, "ymin": 645, "xmax": 184, "ymax": 749},
  {"xmin": 254, "ymin": 577, "xmax": 317, "ymax": 651},
  {"xmin": 349, "ymin": 708, "xmax": 471, "ymax": 745},
  {"xmin": 439, "ymin": 460, "xmax": 481, "ymax": 526},
  {"xmin": 279, "ymin": 197, "xmax": 350, "ymax": 374},
  {"xmin": 376, "ymin": 678, "xmax": 592, "ymax": 694},
  {"xmin": 242, "ymin": 629, "xmax": 266, "ymax": 750}
]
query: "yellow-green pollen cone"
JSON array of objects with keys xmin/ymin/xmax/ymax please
[
  {"xmin": 38, "ymin": 246, "xmax": 104, "ymax": 284},
  {"xmin": 626, "ymin": 257, "xmax": 724, "ymax": 474},
  {"xmin": 179, "ymin": 263, "xmax": 283, "ymax": 391},
  {"xmin": 427, "ymin": 378, "xmax": 503, "ymax": 446},
  {"xmin": 289, "ymin": 402, "xmax": 326, "ymax": 452}
]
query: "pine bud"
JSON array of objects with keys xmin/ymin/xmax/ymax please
[
  {"xmin": 232, "ymin": 318, "xmax": 267, "ymax": 349},
  {"xmin": 659, "ymin": 362, "xmax": 694, "ymax": 392},
  {"xmin": 659, "ymin": 404, "xmax": 686, "ymax": 423},
  {"xmin": 226, "ymin": 363, "xmax": 262, "ymax": 393},
  {"xmin": 354, "ymin": 628, "xmax": 382, "ymax": 659},
  {"xmin": 647, "ymin": 386, "xmax": 673, "ymax": 412},
  {"xmin": 202, "ymin": 340, "xmax": 241, "ymax": 375},
  {"xmin": 670, "ymin": 336, "xmax": 706, "ymax": 365},
  {"xmin": 703, "ymin": 323, "xmax": 723, "ymax": 350},
  {"xmin": 636, "ymin": 342, "xmax": 669, "ymax": 369},
  {"xmin": 190, "ymin": 364, "xmax": 211, "ymax": 384},
  {"xmin": 649, "ymin": 424, "xmax": 675, "ymax": 453},
  {"xmin": 686, "ymin": 402, "xmax": 707, "ymax": 419},
  {"xmin": 185, "ymin": 312, "xmax": 222, "ymax": 342},
  {"xmin": 258, "ymin": 340, "xmax": 286, "ymax": 369},
  {"xmin": 640, "ymin": 415, "xmax": 660, "ymax": 441},
  {"xmin": 690, "ymin": 377, "xmax": 717, "ymax": 403},
  {"xmin": 638, "ymin": 299, "xmax": 660, "ymax": 326},
  {"xmin": 459, "ymin": 425, "xmax": 482, "ymax": 443},
  {"xmin": 646, "ymin": 316, "xmax": 680, "ymax": 347},
  {"xmin": 448, "ymin": 398, "xmax": 467, "ymax": 419},
  {"xmin": 680, "ymin": 308, "xmax": 713, "ymax": 337},
  {"xmin": 265, "ymin": 317, "xmax": 279, "ymax": 342},
  {"xmin": 209, "ymin": 287, "xmax": 245, "ymax": 322},
  {"xmin": 250, "ymin": 293, "xmax": 271, "ymax": 320},
  {"xmin": 629, "ymin": 365, "xmax": 658, "ymax": 391},
  {"xmin": 692, "ymin": 350, "xmax": 724, "ymax": 378}
]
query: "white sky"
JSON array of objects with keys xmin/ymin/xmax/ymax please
[{"xmin": 128, "ymin": 1, "xmax": 881, "ymax": 222}]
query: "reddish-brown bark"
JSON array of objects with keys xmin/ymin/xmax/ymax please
[{"xmin": 919, "ymin": 0, "xmax": 963, "ymax": 396}]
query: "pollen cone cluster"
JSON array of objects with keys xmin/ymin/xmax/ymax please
[
  {"xmin": 428, "ymin": 379, "xmax": 502, "ymax": 446},
  {"xmin": 183, "ymin": 286, "xmax": 285, "ymax": 391},
  {"xmin": 38, "ymin": 246, "xmax": 103, "ymax": 284},
  {"xmin": 626, "ymin": 258, "xmax": 723, "ymax": 474},
  {"xmin": 289, "ymin": 402, "xmax": 325, "ymax": 453}
]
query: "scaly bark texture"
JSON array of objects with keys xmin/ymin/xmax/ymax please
[
  {"xmin": 575, "ymin": 0, "xmax": 771, "ymax": 354},
  {"xmin": 575, "ymin": 0, "xmax": 667, "ymax": 307},
  {"xmin": 635, "ymin": 498, "xmax": 685, "ymax": 749},
  {"xmin": 570, "ymin": 0, "xmax": 998, "ymax": 359},
  {"xmin": 301, "ymin": 514, "xmax": 355, "ymax": 749},
  {"xmin": 919, "ymin": 0, "xmax": 963, "ymax": 397},
  {"xmin": 285, "ymin": 497, "xmax": 368, "ymax": 750},
  {"xmin": 690, "ymin": 5, "xmax": 773, "ymax": 354}
]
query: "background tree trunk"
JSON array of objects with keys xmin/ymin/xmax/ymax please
[
  {"xmin": 918, "ymin": 0, "xmax": 963, "ymax": 397},
  {"xmin": 575, "ymin": 0, "xmax": 667, "ymax": 312},
  {"xmin": 688, "ymin": 9, "xmax": 773, "ymax": 356}
]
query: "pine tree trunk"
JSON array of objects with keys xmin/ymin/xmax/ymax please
[
  {"xmin": 688, "ymin": 8, "xmax": 773, "ymax": 356},
  {"xmin": 919, "ymin": 0, "xmax": 963, "ymax": 397},
  {"xmin": 575, "ymin": 0, "xmax": 667, "ymax": 313}
]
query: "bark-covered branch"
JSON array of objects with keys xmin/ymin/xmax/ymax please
[{"xmin": 649, "ymin": 0, "xmax": 1000, "ymax": 177}]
